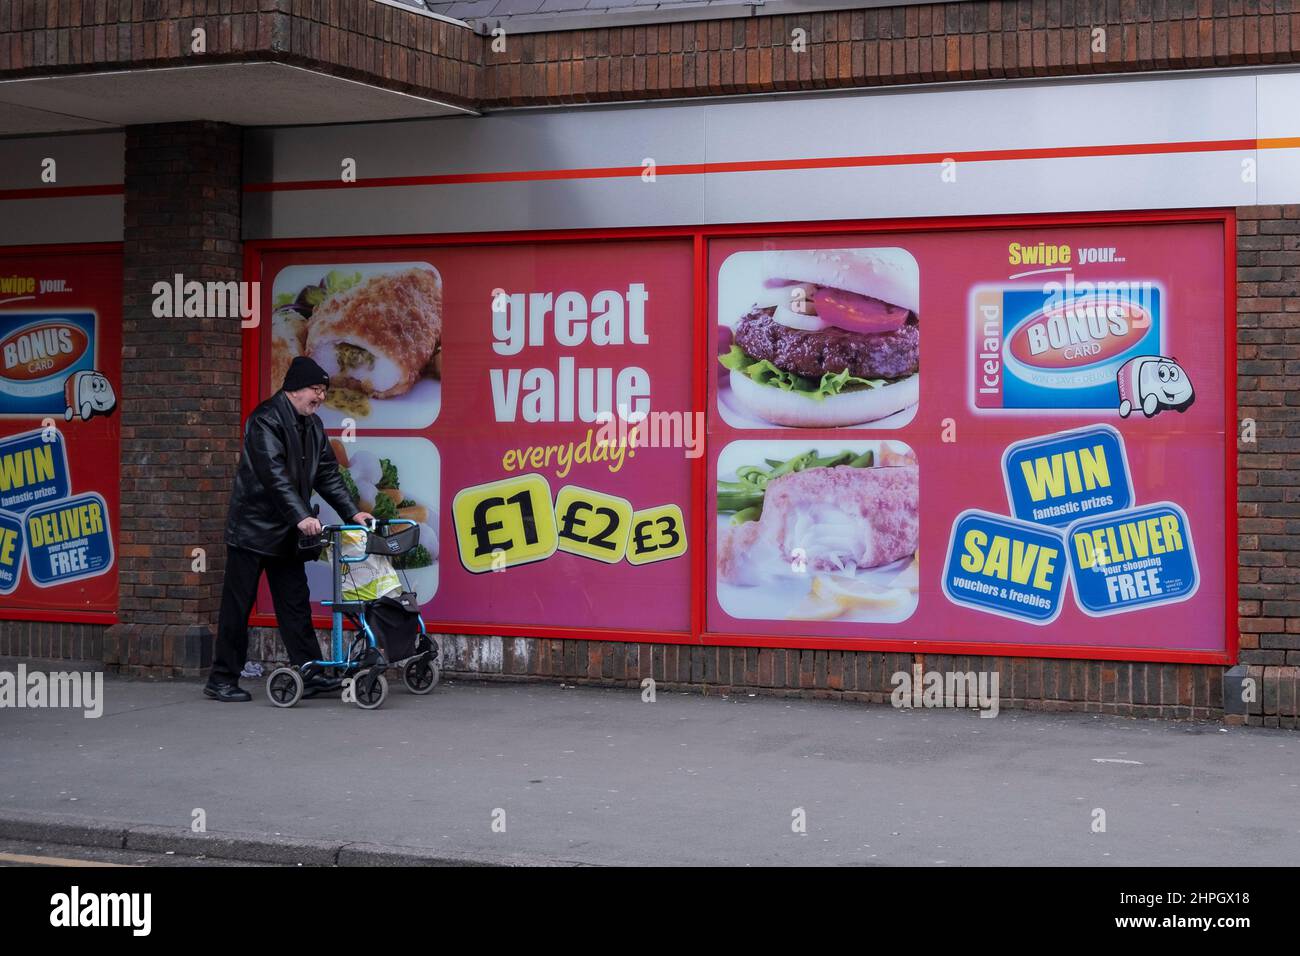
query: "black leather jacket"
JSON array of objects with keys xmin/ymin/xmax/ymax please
[{"xmin": 224, "ymin": 391, "xmax": 358, "ymax": 556}]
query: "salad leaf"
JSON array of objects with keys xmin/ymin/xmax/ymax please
[
  {"xmin": 719, "ymin": 345, "xmax": 887, "ymax": 401},
  {"xmin": 394, "ymin": 544, "xmax": 432, "ymax": 570},
  {"xmin": 339, "ymin": 466, "xmax": 359, "ymax": 503},
  {"xmin": 372, "ymin": 494, "xmax": 398, "ymax": 520},
  {"xmin": 325, "ymin": 270, "xmax": 363, "ymax": 296},
  {"xmin": 377, "ymin": 458, "xmax": 399, "ymax": 490},
  {"xmin": 295, "ymin": 270, "xmax": 364, "ymax": 313},
  {"xmin": 717, "ymin": 448, "xmax": 875, "ymax": 523}
]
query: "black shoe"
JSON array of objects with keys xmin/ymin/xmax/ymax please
[
  {"xmin": 301, "ymin": 674, "xmax": 344, "ymax": 699},
  {"xmin": 203, "ymin": 681, "xmax": 252, "ymax": 702}
]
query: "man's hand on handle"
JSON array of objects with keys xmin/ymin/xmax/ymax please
[
  {"xmin": 297, "ymin": 515, "xmax": 322, "ymax": 536},
  {"xmin": 352, "ymin": 511, "xmax": 375, "ymax": 527}
]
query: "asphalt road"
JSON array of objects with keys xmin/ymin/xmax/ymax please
[{"xmin": 0, "ymin": 675, "xmax": 1296, "ymax": 866}]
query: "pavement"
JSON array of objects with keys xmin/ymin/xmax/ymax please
[{"xmin": 0, "ymin": 668, "xmax": 1297, "ymax": 866}]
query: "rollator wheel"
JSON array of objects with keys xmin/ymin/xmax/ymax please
[
  {"xmin": 352, "ymin": 670, "xmax": 388, "ymax": 710},
  {"xmin": 266, "ymin": 667, "xmax": 304, "ymax": 708},
  {"xmin": 402, "ymin": 656, "xmax": 440, "ymax": 695}
]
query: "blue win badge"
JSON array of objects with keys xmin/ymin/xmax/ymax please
[
  {"xmin": 1003, "ymin": 425, "xmax": 1133, "ymax": 527},
  {"xmin": 0, "ymin": 509, "xmax": 22, "ymax": 594},
  {"xmin": 1067, "ymin": 502, "xmax": 1198, "ymax": 616},
  {"xmin": 24, "ymin": 492, "xmax": 114, "ymax": 587},
  {"xmin": 942, "ymin": 510, "xmax": 1069, "ymax": 625},
  {"xmin": 0, "ymin": 427, "xmax": 70, "ymax": 515}
]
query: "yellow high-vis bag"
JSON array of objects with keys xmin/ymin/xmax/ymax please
[{"xmin": 335, "ymin": 529, "xmax": 401, "ymax": 602}]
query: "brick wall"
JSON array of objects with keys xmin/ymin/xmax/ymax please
[
  {"xmin": 2, "ymin": 1, "xmax": 1297, "ymax": 109},
  {"xmin": 235, "ymin": 631, "xmax": 1230, "ymax": 719},
  {"xmin": 480, "ymin": 0, "xmax": 1300, "ymax": 105},
  {"xmin": 0, "ymin": 0, "xmax": 479, "ymax": 107},
  {"xmin": 0, "ymin": 621, "xmax": 106, "ymax": 663}
]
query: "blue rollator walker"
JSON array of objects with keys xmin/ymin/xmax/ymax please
[{"xmin": 265, "ymin": 518, "xmax": 439, "ymax": 710}]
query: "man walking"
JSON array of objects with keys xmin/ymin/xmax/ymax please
[{"xmin": 204, "ymin": 356, "xmax": 372, "ymax": 702}]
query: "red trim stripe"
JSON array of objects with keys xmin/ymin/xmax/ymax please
[
  {"xmin": 0, "ymin": 184, "xmax": 123, "ymax": 201},
  {"xmin": 241, "ymin": 136, "xmax": 1290, "ymax": 193},
  {"xmin": 2, "ymin": 136, "xmax": 1296, "ymax": 201}
]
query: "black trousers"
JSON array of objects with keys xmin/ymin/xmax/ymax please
[{"xmin": 211, "ymin": 545, "xmax": 322, "ymax": 684}]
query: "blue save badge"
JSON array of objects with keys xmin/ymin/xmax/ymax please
[
  {"xmin": 0, "ymin": 508, "xmax": 23, "ymax": 594},
  {"xmin": 1066, "ymin": 502, "xmax": 1198, "ymax": 616},
  {"xmin": 24, "ymin": 492, "xmax": 113, "ymax": 587},
  {"xmin": 1002, "ymin": 424, "xmax": 1133, "ymax": 527},
  {"xmin": 942, "ymin": 510, "xmax": 1069, "ymax": 625}
]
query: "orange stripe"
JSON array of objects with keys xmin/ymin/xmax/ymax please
[{"xmin": 243, "ymin": 136, "xmax": 1284, "ymax": 193}]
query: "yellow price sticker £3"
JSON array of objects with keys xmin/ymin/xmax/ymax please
[
  {"xmin": 626, "ymin": 504, "xmax": 687, "ymax": 566},
  {"xmin": 452, "ymin": 473, "xmax": 558, "ymax": 573},
  {"xmin": 554, "ymin": 485, "xmax": 634, "ymax": 564}
]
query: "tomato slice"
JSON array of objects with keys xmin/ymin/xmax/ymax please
[{"xmin": 812, "ymin": 287, "xmax": 909, "ymax": 334}]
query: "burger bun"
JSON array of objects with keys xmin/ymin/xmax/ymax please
[
  {"xmin": 760, "ymin": 247, "xmax": 919, "ymax": 315},
  {"xmin": 728, "ymin": 369, "xmax": 919, "ymax": 428}
]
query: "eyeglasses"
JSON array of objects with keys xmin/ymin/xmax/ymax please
[{"xmin": 308, "ymin": 384, "xmax": 327, "ymax": 397}]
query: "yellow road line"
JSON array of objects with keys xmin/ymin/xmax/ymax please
[{"xmin": 0, "ymin": 851, "xmax": 131, "ymax": 867}]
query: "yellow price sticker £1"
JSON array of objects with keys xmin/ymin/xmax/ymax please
[
  {"xmin": 555, "ymin": 485, "xmax": 634, "ymax": 563},
  {"xmin": 452, "ymin": 473, "xmax": 558, "ymax": 573},
  {"xmin": 626, "ymin": 504, "xmax": 688, "ymax": 566}
]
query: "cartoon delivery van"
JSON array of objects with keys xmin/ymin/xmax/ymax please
[
  {"xmin": 1116, "ymin": 356, "xmax": 1194, "ymax": 419},
  {"xmin": 64, "ymin": 369, "xmax": 117, "ymax": 421}
]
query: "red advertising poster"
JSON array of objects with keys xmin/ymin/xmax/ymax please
[
  {"xmin": 0, "ymin": 246, "xmax": 121, "ymax": 619},
  {"xmin": 255, "ymin": 239, "xmax": 695, "ymax": 634},
  {"xmin": 708, "ymin": 219, "xmax": 1228, "ymax": 656}
]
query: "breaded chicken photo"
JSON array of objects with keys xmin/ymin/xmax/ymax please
[{"xmin": 306, "ymin": 267, "xmax": 443, "ymax": 399}]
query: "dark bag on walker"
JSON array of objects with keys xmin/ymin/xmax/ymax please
[{"xmin": 367, "ymin": 591, "xmax": 421, "ymax": 661}]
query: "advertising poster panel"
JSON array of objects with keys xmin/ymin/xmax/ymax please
[
  {"xmin": 708, "ymin": 220, "xmax": 1227, "ymax": 655},
  {"xmin": 249, "ymin": 216, "xmax": 1229, "ymax": 659},
  {"xmin": 0, "ymin": 247, "xmax": 121, "ymax": 617},
  {"xmin": 256, "ymin": 240, "xmax": 695, "ymax": 634}
]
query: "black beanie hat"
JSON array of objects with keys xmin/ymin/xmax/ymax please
[{"xmin": 281, "ymin": 355, "xmax": 330, "ymax": 393}]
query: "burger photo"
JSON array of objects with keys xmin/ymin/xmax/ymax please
[{"xmin": 717, "ymin": 247, "xmax": 920, "ymax": 428}]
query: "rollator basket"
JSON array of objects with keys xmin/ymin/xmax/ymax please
[{"xmin": 365, "ymin": 590, "xmax": 422, "ymax": 662}]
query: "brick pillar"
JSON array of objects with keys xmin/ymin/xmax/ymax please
[
  {"xmin": 105, "ymin": 122, "xmax": 244, "ymax": 677},
  {"xmin": 1233, "ymin": 204, "xmax": 1300, "ymax": 728}
]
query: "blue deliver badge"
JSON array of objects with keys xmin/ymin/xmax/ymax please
[
  {"xmin": 1003, "ymin": 424, "xmax": 1133, "ymax": 527},
  {"xmin": 24, "ymin": 492, "xmax": 114, "ymax": 588},
  {"xmin": 0, "ymin": 428, "xmax": 71, "ymax": 515},
  {"xmin": 942, "ymin": 510, "xmax": 1069, "ymax": 625},
  {"xmin": 0, "ymin": 508, "xmax": 23, "ymax": 594},
  {"xmin": 1066, "ymin": 502, "xmax": 1198, "ymax": 616}
]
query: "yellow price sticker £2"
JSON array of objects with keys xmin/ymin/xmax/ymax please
[
  {"xmin": 452, "ymin": 473, "xmax": 558, "ymax": 573},
  {"xmin": 626, "ymin": 504, "xmax": 688, "ymax": 566},
  {"xmin": 554, "ymin": 485, "xmax": 634, "ymax": 563}
]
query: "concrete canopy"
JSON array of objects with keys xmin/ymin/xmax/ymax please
[{"xmin": 0, "ymin": 62, "xmax": 475, "ymax": 136}]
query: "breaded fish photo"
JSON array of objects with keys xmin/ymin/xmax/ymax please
[
  {"xmin": 718, "ymin": 463, "xmax": 918, "ymax": 585},
  {"xmin": 306, "ymin": 267, "xmax": 443, "ymax": 399}
]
